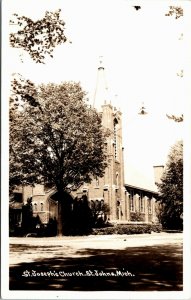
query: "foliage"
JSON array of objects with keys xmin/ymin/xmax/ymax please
[
  {"xmin": 65, "ymin": 195, "xmax": 93, "ymax": 235},
  {"xmin": 177, "ymin": 69, "xmax": 183, "ymax": 78},
  {"xmin": 10, "ymin": 10, "xmax": 68, "ymax": 63},
  {"xmin": 164, "ymin": 4, "xmax": 183, "ymax": 113},
  {"xmin": 10, "ymin": 73, "xmax": 41, "ymax": 114},
  {"xmin": 10, "ymin": 81, "xmax": 107, "ymax": 191},
  {"xmin": 165, "ymin": 6, "xmax": 183, "ymax": 19},
  {"xmin": 166, "ymin": 114, "xmax": 183, "ymax": 123},
  {"xmin": 130, "ymin": 211, "xmax": 144, "ymax": 222},
  {"xmin": 157, "ymin": 140, "xmax": 183, "ymax": 229},
  {"xmin": 90, "ymin": 200, "xmax": 110, "ymax": 227},
  {"xmin": 92, "ymin": 223, "xmax": 162, "ymax": 235},
  {"xmin": 21, "ymin": 197, "xmax": 40, "ymax": 234}
]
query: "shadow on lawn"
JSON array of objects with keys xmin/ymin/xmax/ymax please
[{"xmin": 9, "ymin": 243, "xmax": 183, "ymax": 291}]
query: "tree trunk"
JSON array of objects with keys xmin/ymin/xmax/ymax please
[
  {"xmin": 57, "ymin": 200, "xmax": 63, "ymax": 236},
  {"xmin": 56, "ymin": 187, "xmax": 73, "ymax": 236}
]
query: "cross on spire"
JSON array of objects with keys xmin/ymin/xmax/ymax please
[{"xmin": 98, "ymin": 56, "xmax": 104, "ymax": 69}]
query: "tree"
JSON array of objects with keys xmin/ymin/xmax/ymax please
[
  {"xmin": 10, "ymin": 81, "xmax": 108, "ymax": 235},
  {"xmin": 71, "ymin": 195, "xmax": 92, "ymax": 235},
  {"xmin": 157, "ymin": 140, "xmax": 183, "ymax": 229},
  {"xmin": 10, "ymin": 9, "xmax": 68, "ymax": 63},
  {"xmin": 21, "ymin": 197, "xmax": 34, "ymax": 234},
  {"xmin": 90, "ymin": 200, "xmax": 110, "ymax": 227}
]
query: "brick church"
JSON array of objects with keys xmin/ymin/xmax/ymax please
[{"xmin": 10, "ymin": 60, "xmax": 160, "ymax": 231}]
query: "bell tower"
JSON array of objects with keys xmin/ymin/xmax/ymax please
[{"xmin": 86, "ymin": 57, "xmax": 126, "ymax": 221}]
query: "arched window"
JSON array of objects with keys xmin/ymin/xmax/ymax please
[
  {"xmin": 95, "ymin": 176, "xmax": 99, "ymax": 187},
  {"xmin": 40, "ymin": 202, "xmax": 44, "ymax": 212},
  {"xmin": 33, "ymin": 203, "xmax": 37, "ymax": 211}
]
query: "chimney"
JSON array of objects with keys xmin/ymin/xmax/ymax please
[{"xmin": 153, "ymin": 165, "xmax": 164, "ymax": 185}]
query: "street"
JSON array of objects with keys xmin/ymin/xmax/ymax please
[{"xmin": 9, "ymin": 232, "xmax": 183, "ymax": 291}]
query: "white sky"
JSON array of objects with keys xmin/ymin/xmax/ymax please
[{"xmin": 3, "ymin": 0, "xmax": 190, "ymax": 189}]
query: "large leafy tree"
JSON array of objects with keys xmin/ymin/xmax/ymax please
[
  {"xmin": 10, "ymin": 81, "xmax": 108, "ymax": 235},
  {"xmin": 157, "ymin": 140, "xmax": 183, "ymax": 229}
]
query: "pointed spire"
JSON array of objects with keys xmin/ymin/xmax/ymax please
[
  {"xmin": 93, "ymin": 56, "xmax": 109, "ymax": 111},
  {"xmin": 98, "ymin": 56, "xmax": 104, "ymax": 70},
  {"xmin": 138, "ymin": 102, "xmax": 148, "ymax": 115}
]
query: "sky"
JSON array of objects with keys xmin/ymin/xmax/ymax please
[{"xmin": 3, "ymin": 0, "xmax": 189, "ymax": 190}]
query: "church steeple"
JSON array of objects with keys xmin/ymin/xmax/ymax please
[{"xmin": 93, "ymin": 56, "xmax": 109, "ymax": 111}]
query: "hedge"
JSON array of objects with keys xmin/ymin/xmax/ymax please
[{"xmin": 92, "ymin": 223, "xmax": 162, "ymax": 235}]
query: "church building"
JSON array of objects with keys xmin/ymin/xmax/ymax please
[
  {"xmin": 73, "ymin": 59, "xmax": 158, "ymax": 223},
  {"xmin": 9, "ymin": 60, "xmax": 159, "ymax": 233}
]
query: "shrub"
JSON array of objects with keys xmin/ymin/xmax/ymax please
[
  {"xmin": 92, "ymin": 223, "xmax": 162, "ymax": 235},
  {"xmin": 130, "ymin": 212, "xmax": 144, "ymax": 222},
  {"xmin": 90, "ymin": 201, "xmax": 110, "ymax": 228}
]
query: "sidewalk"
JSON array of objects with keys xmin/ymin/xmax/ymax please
[{"xmin": 9, "ymin": 232, "xmax": 183, "ymax": 291}]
